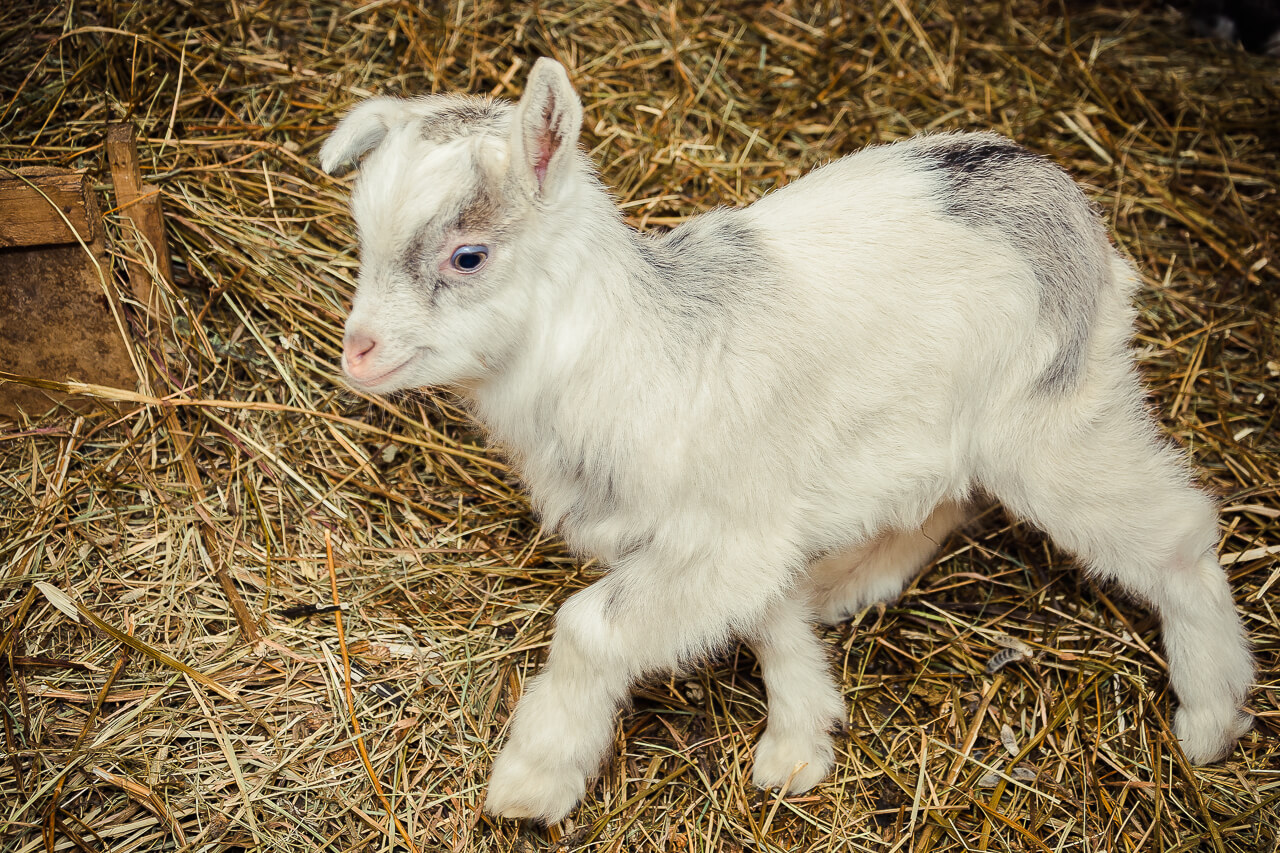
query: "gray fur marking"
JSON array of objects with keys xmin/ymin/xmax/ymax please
[
  {"xmin": 418, "ymin": 97, "xmax": 511, "ymax": 144},
  {"xmin": 917, "ymin": 133, "xmax": 1110, "ymax": 392},
  {"xmin": 396, "ymin": 167, "xmax": 510, "ymax": 300},
  {"xmin": 636, "ymin": 210, "xmax": 774, "ymax": 324}
]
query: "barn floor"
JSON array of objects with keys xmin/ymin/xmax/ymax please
[{"xmin": 1, "ymin": 2, "xmax": 1278, "ymax": 851}]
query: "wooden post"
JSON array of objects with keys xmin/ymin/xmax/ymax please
[
  {"xmin": 103, "ymin": 124, "xmax": 262, "ymax": 644},
  {"xmin": 105, "ymin": 123, "xmax": 174, "ymax": 320}
]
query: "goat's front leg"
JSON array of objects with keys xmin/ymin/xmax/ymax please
[
  {"xmin": 747, "ymin": 596, "xmax": 846, "ymax": 792},
  {"xmin": 484, "ymin": 563, "xmax": 784, "ymax": 823},
  {"xmin": 483, "ymin": 584, "xmax": 631, "ymax": 823}
]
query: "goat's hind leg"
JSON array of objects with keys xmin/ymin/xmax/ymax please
[{"xmin": 987, "ymin": 401, "xmax": 1253, "ymax": 763}]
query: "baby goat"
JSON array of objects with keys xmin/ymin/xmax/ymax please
[{"xmin": 319, "ymin": 58, "xmax": 1252, "ymax": 823}]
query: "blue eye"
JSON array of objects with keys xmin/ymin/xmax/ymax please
[{"xmin": 450, "ymin": 245, "xmax": 488, "ymax": 272}]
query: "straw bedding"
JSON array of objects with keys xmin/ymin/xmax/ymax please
[{"xmin": 1, "ymin": 1, "xmax": 1277, "ymax": 850}]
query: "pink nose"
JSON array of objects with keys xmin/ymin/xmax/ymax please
[{"xmin": 343, "ymin": 330, "xmax": 378, "ymax": 378}]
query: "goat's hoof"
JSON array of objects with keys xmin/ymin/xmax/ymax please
[
  {"xmin": 752, "ymin": 728, "xmax": 835, "ymax": 794},
  {"xmin": 484, "ymin": 748, "xmax": 586, "ymax": 824},
  {"xmin": 1174, "ymin": 706, "xmax": 1252, "ymax": 764},
  {"xmin": 817, "ymin": 596, "xmax": 892, "ymax": 628},
  {"xmin": 816, "ymin": 604, "xmax": 855, "ymax": 626}
]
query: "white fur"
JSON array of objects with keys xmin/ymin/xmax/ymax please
[{"xmin": 321, "ymin": 58, "xmax": 1254, "ymax": 824}]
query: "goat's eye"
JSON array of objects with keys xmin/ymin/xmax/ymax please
[{"xmin": 450, "ymin": 245, "xmax": 489, "ymax": 273}]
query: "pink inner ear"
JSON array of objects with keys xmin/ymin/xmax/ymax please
[
  {"xmin": 533, "ymin": 103, "xmax": 561, "ymax": 189},
  {"xmin": 534, "ymin": 135, "xmax": 556, "ymax": 186}
]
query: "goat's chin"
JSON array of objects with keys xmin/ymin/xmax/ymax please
[{"xmin": 344, "ymin": 373, "xmax": 406, "ymax": 396}]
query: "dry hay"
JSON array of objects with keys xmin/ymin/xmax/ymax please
[{"xmin": 1, "ymin": 1, "xmax": 1278, "ymax": 851}]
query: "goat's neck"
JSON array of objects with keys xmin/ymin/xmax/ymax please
[{"xmin": 468, "ymin": 180, "xmax": 659, "ymax": 452}]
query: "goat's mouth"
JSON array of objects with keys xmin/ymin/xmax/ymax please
[{"xmin": 342, "ymin": 355, "xmax": 415, "ymax": 392}]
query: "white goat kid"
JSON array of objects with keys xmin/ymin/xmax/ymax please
[{"xmin": 319, "ymin": 58, "xmax": 1253, "ymax": 824}]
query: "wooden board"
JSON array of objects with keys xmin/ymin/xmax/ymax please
[
  {"xmin": 0, "ymin": 167, "xmax": 101, "ymax": 249},
  {"xmin": 0, "ymin": 169, "xmax": 138, "ymax": 418}
]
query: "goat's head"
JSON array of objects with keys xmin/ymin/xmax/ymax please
[{"xmin": 320, "ymin": 58, "xmax": 584, "ymax": 393}]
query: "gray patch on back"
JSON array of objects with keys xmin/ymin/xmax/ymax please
[
  {"xmin": 636, "ymin": 210, "xmax": 775, "ymax": 326},
  {"xmin": 914, "ymin": 133, "xmax": 1111, "ymax": 392}
]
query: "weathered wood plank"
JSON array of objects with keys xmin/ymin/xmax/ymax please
[
  {"xmin": 0, "ymin": 167, "xmax": 100, "ymax": 249},
  {"xmin": 0, "ymin": 164, "xmax": 139, "ymax": 416}
]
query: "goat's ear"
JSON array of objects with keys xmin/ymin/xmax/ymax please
[
  {"xmin": 320, "ymin": 97, "xmax": 404, "ymax": 176},
  {"xmin": 509, "ymin": 58, "xmax": 583, "ymax": 201}
]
